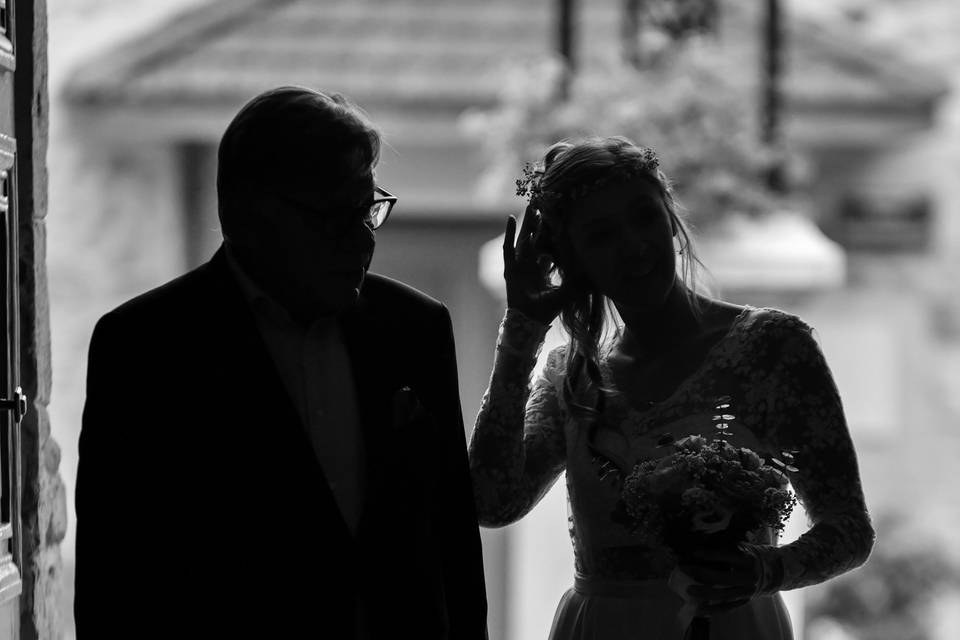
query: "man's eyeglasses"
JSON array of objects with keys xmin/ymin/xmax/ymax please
[
  {"xmin": 274, "ymin": 186, "xmax": 398, "ymax": 233},
  {"xmin": 365, "ymin": 186, "xmax": 398, "ymax": 230}
]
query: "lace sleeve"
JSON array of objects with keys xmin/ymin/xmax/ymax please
[
  {"xmin": 468, "ymin": 309, "xmax": 567, "ymax": 528},
  {"xmin": 751, "ymin": 314, "xmax": 876, "ymax": 593}
]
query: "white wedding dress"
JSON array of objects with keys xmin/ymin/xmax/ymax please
[{"xmin": 469, "ymin": 307, "xmax": 874, "ymax": 640}]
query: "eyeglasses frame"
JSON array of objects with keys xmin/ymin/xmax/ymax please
[{"xmin": 270, "ymin": 185, "xmax": 398, "ymax": 232}]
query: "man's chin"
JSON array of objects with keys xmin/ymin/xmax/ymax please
[
  {"xmin": 316, "ymin": 283, "xmax": 363, "ymax": 315},
  {"xmin": 295, "ymin": 270, "xmax": 366, "ymax": 317}
]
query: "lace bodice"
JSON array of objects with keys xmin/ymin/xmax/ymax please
[{"xmin": 469, "ymin": 307, "xmax": 875, "ymax": 593}]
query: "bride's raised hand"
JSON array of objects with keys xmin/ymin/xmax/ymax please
[{"xmin": 503, "ymin": 205, "xmax": 570, "ymax": 325}]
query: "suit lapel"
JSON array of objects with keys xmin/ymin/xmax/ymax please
[
  {"xmin": 338, "ymin": 289, "xmax": 401, "ymax": 538},
  {"xmin": 203, "ymin": 247, "xmax": 354, "ymax": 542}
]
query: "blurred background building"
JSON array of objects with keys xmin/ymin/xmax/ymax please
[{"xmin": 46, "ymin": 0, "xmax": 960, "ymax": 638}]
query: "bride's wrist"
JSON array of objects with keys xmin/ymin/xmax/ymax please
[
  {"xmin": 498, "ymin": 309, "xmax": 549, "ymax": 361},
  {"xmin": 739, "ymin": 543, "xmax": 784, "ymax": 596}
]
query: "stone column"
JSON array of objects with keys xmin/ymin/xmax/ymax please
[{"xmin": 15, "ymin": 0, "xmax": 67, "ymax": 637}]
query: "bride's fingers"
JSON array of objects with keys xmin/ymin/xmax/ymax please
[
  {"xmin": 515, "ymin": 205, "xmax": 538, "ymax": 261},
  {"xmin": 687, "ymin": 582, "xmax": 754, "ymax": 602},
  {"xmin": 697, "ymin": 597, "xmax": 751, "ymax": 615},
  {"xmin": 536, "ymin": 255, "xmax": 555, "ymax": 279},
  {"xmin": 518, "ymin": 204, "xmax": 538, "ymax": 237},
  {"xmin": 502, "ymin": 216, "xmax": 517, "ymax": 273},
  {"xmin": 679, "ymin": 549, "xmax": 754, "ymax": 583},
  {"xmin": 679, "ymin": 562, "xmax": 753, "ymax": 587},
  {"xmin": 686, "ymin": 548, "xmax": 748, "ymax": 565}
]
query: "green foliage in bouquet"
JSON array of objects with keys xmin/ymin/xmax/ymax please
[
  {"xmin": 462, "ymin": 32, "xmax": 804, "ymax": 228},
  {"xmin": 614, "ymin": 433, "xmax": 797, "ymax": 554}
]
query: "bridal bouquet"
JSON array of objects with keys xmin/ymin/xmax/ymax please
[
  {"xmin": 616, "ymin": 433, "xmax": 796, "ymax": 549},
  {"xmin": 614, "ymin": 430, "xmax": 797, "ymax": 639}
]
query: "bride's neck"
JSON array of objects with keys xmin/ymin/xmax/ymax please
[{"xmin": 616, "ymin": 284, "xmax": 704, "ymax": 359}]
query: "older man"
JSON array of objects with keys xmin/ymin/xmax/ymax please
[{"xmin": 75, "ymin": 86, "xmax": 488, "ymax": 639}]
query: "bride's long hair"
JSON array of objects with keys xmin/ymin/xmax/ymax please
[{"xmin": 531, "ymin": 136, "xmax": 705, "ymax": 427}]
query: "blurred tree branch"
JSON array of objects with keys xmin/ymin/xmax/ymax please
[{"xmin": 462, "ymin": 15, "xmax": 806, "ymax": 228}]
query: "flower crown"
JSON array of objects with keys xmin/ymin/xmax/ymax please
[{"xmin": 515, "ymin": 146, "xmax": 661, "ymax": 208}]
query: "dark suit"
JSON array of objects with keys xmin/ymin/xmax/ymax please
[{"xmin": 75, "ymin": 247, "xmax": 488, "ymax": 638}]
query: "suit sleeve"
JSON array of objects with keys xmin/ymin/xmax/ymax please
[
  {"xmin": 74, "ymin": 313, "xmax": 141, "ymax": 636},
  {"xmin": 432, "ymin": 304, "xmax": 489, "ymax": 640}
]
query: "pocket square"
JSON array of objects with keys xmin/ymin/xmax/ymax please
[{"xmin": 391, "ymin": 385, "xmax": 425, "ymax": 430}]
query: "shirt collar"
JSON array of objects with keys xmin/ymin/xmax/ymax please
[
  {"xmin": 223, "ymin": 244, "xmax": 298, "ymax": 327},
  {"xmin": 224, "ymin": 245, "xmax": 339, "ymax": 333}
]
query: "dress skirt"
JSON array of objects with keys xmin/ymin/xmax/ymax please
[{"xmin": 547, "ymin": 575, "xmax": 794, "ymax": 640}]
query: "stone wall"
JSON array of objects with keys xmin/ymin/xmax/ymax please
[{"xmin": 15, "ymin": 0, "xmax": 67, "ymax": 637}]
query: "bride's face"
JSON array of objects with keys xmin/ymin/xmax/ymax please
[{"xmin": 564, "ymin": 176, "xmax": 678, "ymax": 310}]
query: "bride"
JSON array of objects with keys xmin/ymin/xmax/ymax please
[{"xmin": 468, "ymin": 136, "xmax": 875, "ymax": 639}]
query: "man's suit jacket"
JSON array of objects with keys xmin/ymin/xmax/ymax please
[{"xmin": 75, "ymin": 247, "xmax": 488, "ymax": 638}]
